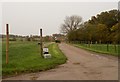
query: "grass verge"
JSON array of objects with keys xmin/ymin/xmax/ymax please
[
  {"xmin": 71, "ymin": 43, "xmax": 119, "ymax": 56},
  {"xmin": 2, "ymin": 41, "xmax": 67, "ymax": 77}
]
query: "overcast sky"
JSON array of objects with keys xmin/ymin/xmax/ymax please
[{"xmin": 2, "ymin": 2, "xmax": 118, "ymax": 36}]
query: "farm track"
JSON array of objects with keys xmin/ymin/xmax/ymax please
[{"xmin": 3, "ymin": 43, "xmax": 118, "ymax": 80}]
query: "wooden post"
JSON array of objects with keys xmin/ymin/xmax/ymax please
[
  {"xmin": 96, "ymin": 41, "xmax": 98, "ymax": 50},
  {"xmin": 6, "ymin": 24, "xmax": 9, "ymax": 64},
  {"xmin": 40, "ymin": 29, "xmax": 43, "ymax": 58},
  {"xmin": 88, "ymin": 41, "xmax": 90, "ymax": 48}
]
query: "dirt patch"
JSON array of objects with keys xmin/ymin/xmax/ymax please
[
  {"xmin": 73, "ymin": 62, "xmax": 80, "ymax": 65},
  {"xmin": 30, "ymin": 76, "xmax": 38, "ymax": 80}
]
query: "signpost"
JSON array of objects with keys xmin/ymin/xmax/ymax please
[{"xmin": 6, "ymin": 24, "xmax": 9, "ymax": 64}]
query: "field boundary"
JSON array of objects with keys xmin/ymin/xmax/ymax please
[{"xmin": 68, "ymin": 43, "xmax": 119, "ymax": 57}]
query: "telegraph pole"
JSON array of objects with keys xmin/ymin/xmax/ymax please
[
  {"xmin": 40, "ymin": 29, "xmax": 43, "ymax": 58},
  {"xmin": 6, "ymin": 24, "xmax": 9, "ymax": 64}
]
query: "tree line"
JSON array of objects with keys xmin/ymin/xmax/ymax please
[
  {"xmin": 1, "ymin": 34, "xmax": 64, "ymax": 42},
  {"xmin": 60, "ymin": 9, "xmax": 120, "ymax": 44}
]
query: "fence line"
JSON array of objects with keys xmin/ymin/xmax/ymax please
[{"xmin": 68, "ymin": 41, "xmax": 119, "ymax": 56}]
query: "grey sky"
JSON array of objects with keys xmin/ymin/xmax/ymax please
[{"xmin": 2, "ymin": 2, "xmax": 117, "ymax": 36}]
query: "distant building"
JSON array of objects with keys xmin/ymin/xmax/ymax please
[
  {"xmin": 52, "ymin": 34, "xmax": 65, "ymax": 42},
  {"xmin": 43, "ymin": 35, "xmax": 54, "ymax": 42}
]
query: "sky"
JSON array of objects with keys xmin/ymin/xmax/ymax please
[{"xmin": 2, "ymin": 2, "xmax": 118, "ymax": 36}]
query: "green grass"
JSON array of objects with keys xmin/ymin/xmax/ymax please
[
  {"xmin": 2, "ymin": 41, "xmax": 67, "ymax": 77},
  {"xmin": 73, "ymin": 43, "xmax": 120, "ymax": 56}
]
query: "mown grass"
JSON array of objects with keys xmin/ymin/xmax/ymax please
[
  {"xmin": 73, "ymin": 43, "xmax": 120, "ymax": 56},
  {"xmin": 2, "ymin": 41, "xmax": 67, "ymax": 77}
]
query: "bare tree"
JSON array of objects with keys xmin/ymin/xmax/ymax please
[{"xmin": 60, "ymin": 15, "xmax": 82, "ymax": 34}]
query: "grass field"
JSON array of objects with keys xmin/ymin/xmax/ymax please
[
  {"xmin": 2, "ymin": 41, "xmax": 67, "ymax": 77},
  {"xmin": 73, "ymin": 43, "xmax": 120, "ymax": 56}
]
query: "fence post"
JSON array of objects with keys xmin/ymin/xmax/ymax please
[
  {"xmin": 99, "ymin": 40, "xmax": 101, "ymax": 50},
  {"xmin": 6, "ymin": 24, "xmax": 9, "ymax": 64},
  {"xmin": 114, "ymin": 42, "xmax": 117, "ymax": 52},
  {"xmin": 88, "ymin": 41, "xmax": 90, "ymax": 48},
  {"xmin": 96, "ymin": 41, "xmax": 98, "ymax": 50},
  {"xmin": 107, "ymin": 42, "xmax": 109, "ymax": 51},
  {"xmin": 90, "ymin": 41, "xmax": 92, "ymax": 48}
]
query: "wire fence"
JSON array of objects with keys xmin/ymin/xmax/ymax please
[{"xmin": 68, "ymin": 41, "xmax": 120, "ymax": 56}]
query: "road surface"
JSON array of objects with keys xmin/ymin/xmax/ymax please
[{"xmin": 3, "ymin": 43, "xmax": 118, "ymax": 80}]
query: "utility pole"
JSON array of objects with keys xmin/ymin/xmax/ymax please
[
  {"xmin": 6, "ymin": 24, "xmax": 9, "ymax": 64},
  {"xmin": 40, "ymin": 29, "xmax": 43, "ymax": 58}
]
